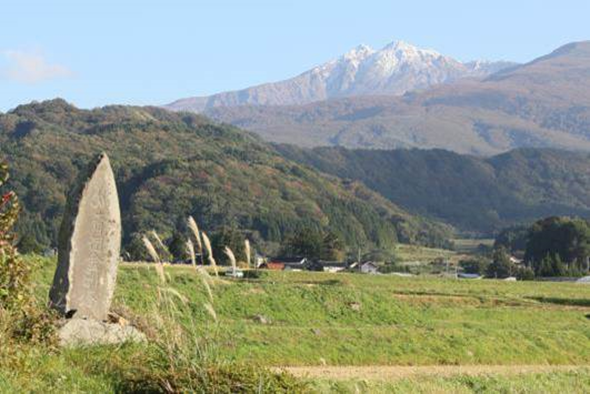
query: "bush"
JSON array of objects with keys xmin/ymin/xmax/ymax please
[
  {"xmin": 516, "ymin": 266, "xmax": 535, "ymax": 281},
  {"xmin": 0, "ymin": 162, "xmax": 55, "ymax": 344},
  {"xmin": 459, "ymin": 257, "xmax": 490, "ymax": 275},
  {"xmin": 117, "ymin": 361, "xmax": 308, "ymax": 393},
  {"xmin": 0, "ymin": 162, "xmax": 30, "ymax": 311}
]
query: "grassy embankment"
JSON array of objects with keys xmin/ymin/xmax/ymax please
[{"xmin": 1, "ymin": 255, "xmax": 588, "ymax": 392}]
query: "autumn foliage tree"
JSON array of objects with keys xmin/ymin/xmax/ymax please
[{"xmin": 0, "ymin": 161, "xmax": 30, "ymax": 311}]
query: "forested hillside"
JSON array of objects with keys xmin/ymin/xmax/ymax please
[
  {"xmin": 0, "ymin": 99, "xmax": 451, "ymax": 254},
  {"xmin": 277, "ymin": 145, "xmax": 590, "ymax": 233}
]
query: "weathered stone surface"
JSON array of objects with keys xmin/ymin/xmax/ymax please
[
  {"xmin": 49, "ymin": 153, "xmax": 121, "ymax": 321},
  {"xmin": 58, "ymin": 319, "xmax": 146, "ymax": 347}
]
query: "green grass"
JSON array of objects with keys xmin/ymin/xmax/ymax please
[
  {"xmin": 311, "ymin": 368, "xmax": 590, "ymax": 393},
  {"xmin": 32, "ymin": 257, "xmax": 590, "ymax": 366},
  {"xmin": 5, "ymin": 256, "xmax": 589, "ymax": 392},
  {"xmin": 452, "ymin": 238, "xmax": 495, "ymax": 254},
  {"xmin": 394, "ymin": 243, "xmax": 459, "ymax": 263}
]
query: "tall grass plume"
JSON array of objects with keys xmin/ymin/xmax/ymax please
[
  {"xmin": 201, "ymin": 232, "xmax": 218, "ymax": 276},
  {"xmin": 244, "ymin": 239, "xmax": 251, "ymax": 268},
  {"xmin": 142, "ymin": 235, "xmax": 166, "ymax": 283},
  {"xmin": 224, "ymin": 246, "xmax": 237, "ymax": 271},
  {"xmin": 187, "ymin": 216, "xmax": 203, "ymax": 264}
]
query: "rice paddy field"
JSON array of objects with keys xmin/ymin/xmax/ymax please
[{"xmin": 5, "ymin": 255, "xmax": 590, "ymax": 392}]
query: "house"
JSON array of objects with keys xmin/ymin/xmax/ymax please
[
  {"xmin": 310, "ymin": 261, "xmax": 349, "ymax": 273},
  {"xmin": 263, "ymin": 262, "xmax": 286, "ymax": 271},
  {"xmin": 360, "ymin": 261, "xmax": 379, "ymax": 274},
  {"xmin": 254, "ymin": 253, "xmax": 267, "ymax": 268},
  {"xmin": 262, "ymin": 257, "xmax": 309, "ymax": 271}
]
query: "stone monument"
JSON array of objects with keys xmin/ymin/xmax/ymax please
[
  {"xmin": 49, "ymin": 153, "xmax": 144, "ymax": 345},
  {"xmin": 49, "ymin": 153, "xmax": 121, "ymax": 320}
]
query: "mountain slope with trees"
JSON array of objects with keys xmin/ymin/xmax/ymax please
[
  {"xmin": 276, "ymin": 145, "xmax": 590, "ymax": 233},
  {"xmin": 0, "ymin": 99, "xmax": 451, "ymax": 254}
]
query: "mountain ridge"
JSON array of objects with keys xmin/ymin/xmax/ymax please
[
  {"xmin": 202, "ymin": 41, "xmax": 590, "ymax": 155},
  {"xmin": 166, "ymin": 40, "xmax": 515, "ymax": 112},
  {"xmin": 0, "ymin": 99, "xmax": 451, "ymax": 252},
  {"xmin": 276, "ymin": 144, "xmax": 590, "ymax": 233}
]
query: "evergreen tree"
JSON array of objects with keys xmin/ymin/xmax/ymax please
[
  {"xmin": 281, "ymin": 227, "xmax": 344, "ymax": 261},
  {"xmin": 16, "ymin": 233, "xmax": 43, "ymax": 254},
  {"xmin": 551, "ymin": 253, "xmax": 566, "ymax": 276},
  {"xmin": 486, "ymin": 246, "xmax": 515, "ymax": 278},
  {"xmin": 124, "ymin": 233, "xmax": 149, "ymax": 261},
  {"xmin": 537, "ymin": 254, "xmax": 555, "ymax": 277},
  {"xmin": 525, "ymin": 217, "xmax": 590, "ymax": 275},
  {"xmin": 211, "ymin": 226, "xmax": 247, "ymax": 265},
  {"xmin": 168, "ymin": 232, "xmax": 189, "ymax": 262}
]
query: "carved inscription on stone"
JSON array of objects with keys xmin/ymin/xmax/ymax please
[{"xmin": 49, "ymin": 153, "xmax": 121, "ymax": 321}]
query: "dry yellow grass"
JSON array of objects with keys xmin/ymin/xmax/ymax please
[{"xmin": 201, "ymin": 232, "xmax": 218, "ymax": 276}]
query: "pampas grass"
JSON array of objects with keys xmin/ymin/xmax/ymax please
[
  {"xmin": 224, "ymin": 246, "xmax": 237, "ymax": 271},
  {"xmin": 188, "ymin": 216, "xmax": 203, "ymax": 264},
  {"xmin": 203, "ymin": 302, "xmax": 217, "ymax": 322},
  {"xmin": 201, "ymin": 232, "xmax": 218, "ymax": 277},
  {"xmin": 142, "ymin": 235, "xmax": 166, "ymax": 283},
  {"xmin": 151, "ymin": 230, "xmax": 168, "ymax": 254},
  {"xmin": 186, "ymin": 236, "xmax": 214, "ymax": 302},
  {"xmin": 197, "ymin": 268, "xmax": 214, "ymax": 303},
  {"xmin": 244, "ymin": 239, "xmax": 251, "ymax": 268},
  {"xmin": 143, "ymin": 235, "xmax": 160, "ymax": 264},
  {"xmin": 186, "ymin": 239, "xmax": 196, "ymax": 267}
]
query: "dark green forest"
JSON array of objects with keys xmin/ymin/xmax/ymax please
[
  {"xmin": 0, "ymin": 99, "xmax": 451, "ymax": 255},
  {"xmin": 493, "ymin": 217, "xmax": 590, "ymax": 277},
  {"xmin": 277, "ymin": 145, "xmax": 590, "ymax": 234}
]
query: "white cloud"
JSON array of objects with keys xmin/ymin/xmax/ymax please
[{"xmin": 2, "ymin": 50, "xmax": 73, "ymax": 84}]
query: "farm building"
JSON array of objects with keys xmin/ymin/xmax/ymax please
[
  {"xmin": 310, "ymin": 261, "xmax": 350, "ymax": 273},
  {"xmin": 360, "ymin": 261, "xmax": 379, "ymax": 274},
  {"xmin": 262, "ymin": 257, "xmax": 309, "ymax": 271}
]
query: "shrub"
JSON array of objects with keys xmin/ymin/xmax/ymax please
[
  {"xmin": 0, "ymin": 162, "xmax": 55, "ymax": 344},
  {"xmin": 516, "ymin": 266, "xmax": 535, "ymax": 281},
  {"xmin": 459, "ymin": 257, "xmax": 490, "ymax": 275},
  {"xmin": 0, "ymin": 161, "xmax": 30, "ymax": 311}
]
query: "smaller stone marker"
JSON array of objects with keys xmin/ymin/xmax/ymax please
[{"xmin": 49, "ymin": 153, "xmax": 121, "ymax": 321}]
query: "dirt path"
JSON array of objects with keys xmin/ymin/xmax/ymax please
[{"xmin": 280, "ymin": 365, "xmax": 586, "ymax": 381}]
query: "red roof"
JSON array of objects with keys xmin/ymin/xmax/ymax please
[{"xmin": 264, "ymin": 262, "xmax": 285, "ymax": 270}]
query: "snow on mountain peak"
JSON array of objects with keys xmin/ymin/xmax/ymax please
[
  {"xmin": 341, "ymin": 44, "xmax": 375, "ymax": 62},
  {"xmin": 382, "ymin": 40, "xmax": 441, "ymax": 57},
  {"xmin": 166, "ymin": 40, "xmax": 516, "ymax": 111}
]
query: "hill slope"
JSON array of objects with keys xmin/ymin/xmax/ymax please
[
  {"xmin": 277, "ymin": 145, "xmax": 590, "ymax": 233},
  {"xmin": 0, "ymin": 99, "xmax": 451, "ymax": 252},
  {"xmin": 205, "ymin": 41, "xmax": 590, "ymax": 155},
  {"xmin": 166, "ymin": 41, "xmax": 514, "ymax": 112}
]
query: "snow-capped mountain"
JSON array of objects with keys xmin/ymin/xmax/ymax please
[{"xmin": 166, "ymin": 41, "xmax": 515, "ymax": 112}]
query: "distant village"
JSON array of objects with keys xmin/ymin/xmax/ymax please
[{"xmin": 258, "ymin": 256, "xmax": 380, "ymax": 274}]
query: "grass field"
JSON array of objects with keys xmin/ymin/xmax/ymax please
[
  {"xmin": 394, "ymin": 243, "xmax": 459, "ymax": 263},
  {"xmin": 452, "ymin": 239, "xmax": 495, "ymax": 254},
  {"xmin": 3, "ymin": 255, "xmax": 589, "ymax": 392},
  {"xmin": 393, "ymin": 242, "xmax": 479, "ymax": 274}
]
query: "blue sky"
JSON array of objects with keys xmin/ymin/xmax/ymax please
[{"xmin": 1, "ymin": 0, "xmax": 589, "ymax": 111}]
